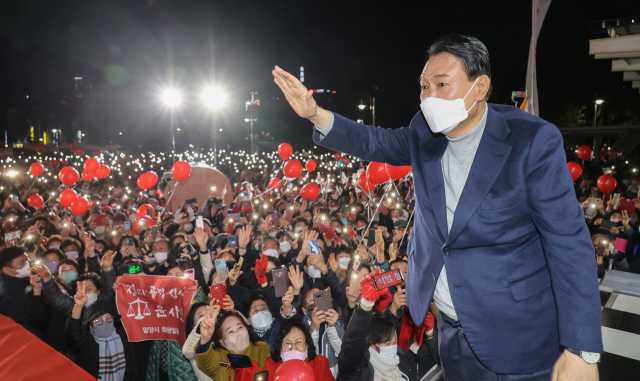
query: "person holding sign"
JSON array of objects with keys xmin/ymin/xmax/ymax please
[
  {"xmin": 66, "ymin": 283, "xmax": 137, "ymax": 381},
  {"xmin": 194, "ymin": 301, "xmax": 271, "ymax": 381}
]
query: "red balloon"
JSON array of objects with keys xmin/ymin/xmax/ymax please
[
  {"xmin": 269, "ymin": 178, "xmax": 282, "ymax": 189},
  {"xmin": 137, "ymin": 204, "xmax": 155, "ymax": 218},
  {"xmin": 28, "ymin": 194, "xmax": 44, "ymax": 208},
  {"xmin": 597, "ymin": 175, "xmax": 617, "ymax": 195},
  {"xmin": 74, "ymin": 147, "xmax": 84, "ymax": 156},
  {"xmin": 37, "ymin": 144, "xmax": 46, "ymax": 153},
  {"xmin": 172, "ymin": 161, "xmax": 192, "ymax": 182},
  {"xmin": 96, "ymin": 165, "xmax": 111, "ymax": 179},
  {"xmin": 367, "ymin": 162, "xmax": 390, "ymax": 184},
  {"xmin": 300, "ymin": 183, "xmax": 320, "ymax": 200},
  {"xmin": 340, "ymin": 157, "xmax": 349, "ymax": 165},
  {"xmin": 143, "ymin": 171, "xmax": 158, "ymax": 188},
  {"xmin": 577, "ymin": 145, "xmax": 592, "ymax": 161},
  {"xmin": 334, "ymin": 152, "xmax": 342, "ymax": 160},
  {"xmin": 133, "ymin": 216, "xmax": 154, "ymax": 235},
  {"xmin": 273, "ymin": 359, "xmax": 316, "ymax": 381},
  {"xmin": 567, "ymin": 162, "xmax": 582, "ymax": 182},
  {"xmin": 137, "ymin": 175, "xmax": 148, "ymax": 190},
  {"xmin": 305, "ymin": 159, "xmax": 317, "ymax": 172},
  {"xmin": 278, "ymin": 143, "xmax": 293, "ymax": 161},
  {"xmin": 59, "ymin": 166, "xmax": 80, "ymax": 187},
  {"xmin": 50, "ymin": 159, "xmax": 60, "ymax": 168},
  {"xmin": 385, "ymin": 164, "xmax": 412, "ymax": 180},
  {"xmin": 70, "ymin": 197, "xmax": 89, "ymax": 216},
  {"xmin": 84, "ymin": 157, "xmax": 100, "ymax": 172},
  {"xmin": 283, "ymin": 160, "xmax": 303, "ymax": 178},
  {"xmin": 30, "ymin": 163, "xmax": 44, "ymax": 177},
  {"xmin": 358, "ymin": 171, "xmax": 375, "ymax": 192},
  {"xmin": 82, "ymin": 170, "xmax": 95, "ymax": 182},
  {"xmin": 60, "ymin": 189, "xmax": 78, "ymax": 208},
  {"xmin": 67, "ymin": 142, "xmax": 75, "ymax": 150},
  {"xmin": 101, "ymin": 205, "xmax": 112, "ymax": 213}
]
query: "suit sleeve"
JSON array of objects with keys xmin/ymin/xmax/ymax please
[
  {"xmin": 525, "ymin": 123, "xmax": 603, "ymax": 353},
  {"xmin": 312, "ymin": 113, "xmax": 412, "ymax": 167}
]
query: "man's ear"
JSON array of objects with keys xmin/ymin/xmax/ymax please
[{"xmin": 475, "ymin": 75, "xmax": 491, "ymax": 101}]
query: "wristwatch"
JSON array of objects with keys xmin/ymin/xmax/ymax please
[{"xmin": 566, "ymin": 348, "xmax": 600, "ymax": 364}]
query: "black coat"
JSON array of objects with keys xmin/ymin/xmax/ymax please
[
  {"xmin": 28, "ymin": 292, "xmax": 68, "ymax": 355},
  {"xmin": 66, "ymin": 315, "xmax": 137, "ymax": 381},
  {"xmin": 337, "ymin": 305, "xmax": 418, "ymax": 381},
  {"xmin": 0, "ymin": 274, "xmax": 42, "ymax": 338}
]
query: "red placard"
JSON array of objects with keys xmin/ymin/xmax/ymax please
[
  {"xmin": 620, "ymin": 198, "xmax": 636, "ymax": 214},
  {"xmin": 320, "ymin": 220, "xmax": 336, "ymax": 240},
  {"xmin": 116, "ymin": 275, "xmax": 195, "ymax": 346}
]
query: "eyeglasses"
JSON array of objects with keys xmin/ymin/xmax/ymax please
[
  {"xmin": 282, "ymin": 339, "xmax": 306, "ymax": 351},
  {"xmin": 42, "ymin": 258, "xmax": 58, "ymax": 264},
  {"xmin": 92, "ymin": 316, "xmax": 114, "ymax": 327}
]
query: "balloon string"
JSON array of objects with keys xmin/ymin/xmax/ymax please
[
  {"xmin": 398, "ymin": 210, "xmax": 415, "ymax": 250},
  {"xmin": 357, "ymin": 180, "xmax": 392, "ymax": 247}
]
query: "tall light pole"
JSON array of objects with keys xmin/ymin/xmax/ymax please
[
  {"xmin": 162, "ymin": 89, "xmax": 182, "ymax": 163},
  {"xmin": 358, "ymin": 95, "xmax": 375, "ymax": 126},
  {"xmin": 201, "ymin": 86, "xmax": 227, "ymax": 165},
  {"xmin": 594, "ymin": 99, "xmax": 604, "ymax": 126}
]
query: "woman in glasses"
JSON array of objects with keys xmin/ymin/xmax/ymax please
[
  {"xmin": 264, "ymin": 320, "xmax": 335, "ymax": 381},
  {"xmin": 66, "ymin": 282, "xmax": 136, "ymax": 381}
]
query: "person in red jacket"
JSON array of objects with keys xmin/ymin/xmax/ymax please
[{"xmin": 264, "ymin": 319, "xmax": 335, "ymax": 381}]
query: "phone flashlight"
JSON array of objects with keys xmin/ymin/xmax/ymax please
[
  {"xmin": 253, "ymin": 214, "xmax": 258, "ymax": 219},
  {"xmin": 289, "ymin": 206, "xmax": 294, "ymax": 210},
  {"xmin": 352, "ymin": 273, "xmax": 358, "ymax": 279},
  {"xmin": 351, "ymin": 208, "xmax": 356, "ymax": 212},
  {"xmin": 211, "ymin": 186, "xmax": 216, "ymax": 191}
]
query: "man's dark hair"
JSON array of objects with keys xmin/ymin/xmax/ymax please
[
  {"xmin": 0, "ymin": 246, "xmax": 26, "ymax": 269},
  {"xmin": 389, "ymin": 259, "xmax": 408, "ymax": 269},
  {"xmin": 244, "ymin": 292, "xmax": 266, "ymax": 318},
  {"xmin": 292, "ymin": 216, "xmax": 310, "ymax": 229},
  {"xmin": 167, "ymin": 257, "xmax": 193, "ymax": 273},
  {"xmin": 60, "ymin": 238, "xmax": 81, "ymax": 252},
  {"xmin": 272, "ymin": 319, "xmax": 318, "ymax": 362},
  {"xmin": 428, "ymin": 34, "xmax": 492, "ymax": 99},
  {"xmin": 42, "ymin": 248, "xmax": 67, "ymax": 261}
]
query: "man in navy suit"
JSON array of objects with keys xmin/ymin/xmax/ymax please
[{"xmin": 273, "ymin": 34, "xmax": 602, "ymax": 381}]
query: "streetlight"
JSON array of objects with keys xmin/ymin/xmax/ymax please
[
  {"xmin": 201, "ymin": 87, "xmax": 227, "ymax": 164},
  {"xmin": 161, "ymin": 88, "xmax": 182, "ymax": 163},
  {"xmin": 358, "ymin": 95, "xmax": 375, "ymax": 126},
  {"xmin": 594, "ymin": 99, "xmax": 604, "ymax": 126}
]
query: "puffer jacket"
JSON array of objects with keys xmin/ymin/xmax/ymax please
[
  {"xmin": 183, "ymin": 321, "xmax": 213, "ymax": 381},
  {"xmin": 146, "ymin": 339, "xmax": 197, "ymax": 381}
]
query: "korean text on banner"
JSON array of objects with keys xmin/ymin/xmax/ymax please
[{"xmin": 116, "ymin": 274, "xmax": 195, "ymax": 346}]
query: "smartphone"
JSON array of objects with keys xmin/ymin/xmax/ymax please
[
  {"xmin": 215, "ymin": 258, "xmax": 228, "ymax": 276},
  {"xmin": 234, "ymin": 257, "xmax": 244, "ymax": 275},
  {"xmin": 313, "ymin": 289, "xmax": 332, "ymax": 311},
  {"xmin": 309, "ymin": 240, "xmax": 320, "ymax": 255},
  {"xmin": 124, "ymin": 220, "xmax": 132, "ymax": 231},
  {"xmin": 320, "ymin": 220, "xmax": 336, "ymax": 240},
  {"xmin": 271, "ymin": 213, "xmax": 280, "ymax": 227},
  {"xmin": 379, "ymin": 203, "xmax": 389, "ymax": 215},
  {"xmin": 621, "ymin": 198, "xmax": 636, "ymax": 213},
  {"xmin": 284, "ymin": 206, "xmax": 294, "ymax": 221},
  {"xmin": 118, "ymin": 263, "xmax": 143, "ymax": 276},
  {"xmin": 590, "ymin": 187, "xmax": 599, "ymax": 197},
  {"xmin": 596, "ymin": 242, "xmax": 607, "ymax": 256},
  {"xmin": 278, "ymin": 226, "xmax": 294, "ymax": 241},
  {"xmin": 186, "ymin": 234, "xmax": 196, "ymax": 244},
  {"xmin": 196, "ymin": 216, "xmax": 204, "ymax": 229},
  {"xmin": 227, "ymin": 235, "xmax": 239, "ymax": 249},
  {"xmin": 347, "ymin": 211, "xmax": 356, "ymax": 222},
  {"xmin": 253, "ymin": 370, "xmax": 269, "ymax": 381},
  {"xmin": 185, "ymin": 198, "xmax": 197, "ymax": 207},
  {"xmin": 146, "ymin": 209, "xmax": 153, "ymax": 217},
  {"xmin": 613, "ymin": 193, "xmax": 621, "ymax": 206},
  {"xmin": 139, "ymin": 218, "xmax": 147, "ymax": 231},
  {"xmin": 372, "ymin": 268, "xmax": 405, "ymax": 291},
  {"xmin": 11, "ymin": 195, "xmax": 19, "ymax": 203},
  {"xmin": 227, "ymin": 354, "xmax": 253, "ymax": 369},
  {"xmin": 586, "ymin": 203, "xmax": 596, "ymax": 217},
  {"xmin": 272, "ymin": 267, "xmax": 289, "ymax": 298},
  {"xmin": 367, "ymin": 229, "xmax": 376, "ymax": 247},
  {"xmin": 184, "ymin": 268, "xmax": 195, "ymax": 281},
  {"xmin": 209, "ymin": 284, "xmax": 227, "ymax": 309},
  {"xmin": 4, "ymin": 230, "xmax": 21, "ymax": 242},
  {"xmin": 151, "ymin": 225, "xmax": 158, "ymax": 239},
  {"xmin": 228, "ymin": 214, "xmax": 240, "ymax": 222}
]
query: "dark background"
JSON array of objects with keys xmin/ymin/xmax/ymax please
[{"xmin": 1, "ymin": 0, "xmax": 639, "ymax": 153}]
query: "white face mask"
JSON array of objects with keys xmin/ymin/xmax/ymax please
[
  {"xmin": 294, "ymin": 226, "xmax": 304, "ymax": 233},
  {"xmin": 263, "ymin": 249, "xmax": 279, "ymax": 258},
  {"xmin": 66, "ymin": 251, "xmax": 79, "ymax": 260},
  {"xmin": 420, "ymin": 77, "xmax": 480, "ymax": 134},
  {"xmin": 331, "ymin": 193, "xmax": 340, "ymax": 200},
  {"xmin": 254, "ymin": 243, "xmax": 261, "ymax": 251},
  {"xmin": 184, "ymin": 223, "xmax": 193, "ymax": 232},
  {"xmin": 334, "ymin": 227, "xmax": 342, "ymax": 233},
  {"xmin": 155, "ymin": 251, "xmax": 168, "ymax": 263},
  {"xmin": 94, "ymin": 225, "xmax": 106, "ymax": 235},
  {"xmin": 85, "ymin": 292, "xmax": 98, "ymax": 307},
  {"xmin": 15, "ymin": 262, "xmax": 31, "ymax": 278},
  {"xmin": 338, "ymin": 257, "xmax": 351, "ymax": 270},
  {"xmin": 377, "ymin": 344, "xmax": 398, "ymax": 359},
  {"xmin": 279, "ymin": 241, "xmax": 292, "ymax": 254},
  {"xmin": 307, "ymin": 265, "xmax": 323, "ymax": 279},
  {"xmin": 268, "ymin": 231, "xmax": 277, "ymax": 238},
  {"xmin": 250, "ymin": 311, "xmax": 273, "ymax": 329},
  {"xmin": 48, "ymin": 243, "xmax": 61, "ymax": 249},
  {"xmin": 329, "ymin": 207, "xmax": 339, "ymax": 212}
]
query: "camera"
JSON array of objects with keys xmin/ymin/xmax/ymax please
[{"xmin": 163, "ymin": 172, "xmax": 173, "ymax": 182}]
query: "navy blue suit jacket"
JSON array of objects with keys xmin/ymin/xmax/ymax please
[{"xmin": 313, "ymin": 104, "xmax": 603, "ymax": 374}]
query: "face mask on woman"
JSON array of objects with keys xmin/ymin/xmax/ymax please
[
  {"xmin": 250, "ymin": 311, "xmax": 273, "ymax": 329},
  {"xmin": 329, "ymin": 207, "xmax": 339, "ymax": 212},
  {"xmin": 94, "ymin": 226, "xmax": 106, "ymax": 235},
  {"xmin": 66, "ymin": 251, "xmax": 79, "ymax": 260},
  {"xmin": 281, "ymin": 349, "xmax": 308, "ymax": 362},
  {"xmin": 91, "ymin": 320, "xmax": 114, "ymax": 338},
  {"xmin": 610, "ymin": 218, "xmax": 621, "ymax": 223},
  {"xmin": 224, "ymin": 329, "xmax": 250, "ymax": 354},
  {"xmin": 184, "ymin": 223, "xmax": 193, "ymax": 232},
  {"xmin": 85, "ymin": 292, "xmax": 98, "ymax": 307},
  {"xmin": 338, "ymin": 257, "xmax": 351, "ymax": 270},
  {"xmin": 377, "ymin": 344, "xmax": 398, "ymax": 359},
  {"xmin": 307, "ymin": 265, "xmax": 322, "ymax": 279},
  {"xmin": 279, "ymin": 241, "xmax": 292, "ymax": 254},
  {"xmin": 48, "ymin": 243, "xmax": 61, "ymax": 249},
  {"xmin": 60, "ymin": 271, "xmax": 78, "ymax": 284},
  {"xmin": 155, "ymin": 252, "xmax": 168, "ymax": 264}
]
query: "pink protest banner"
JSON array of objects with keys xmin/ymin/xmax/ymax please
[{"xmin": 116, "ymin": 275, "xmax": 195, "ymax": 346}]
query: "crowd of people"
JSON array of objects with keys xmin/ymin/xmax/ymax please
[{"xmin": 0, "ymin": 144, "xmax": 638, "ymax": 381}]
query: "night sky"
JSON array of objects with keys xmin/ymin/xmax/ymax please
[{"xmin": 1, "ymin": 0, "xmax": 639, "ymax": 152}]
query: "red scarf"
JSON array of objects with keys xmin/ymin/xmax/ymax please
[{"xmin": 398, "ymin": 312, "xmax": 434, "ymax": 352}]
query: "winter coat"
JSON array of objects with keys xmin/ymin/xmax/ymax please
[
  {"xmin": 0, "ymin": 274, "xmax": 42, "ymax": 338},
  {"xmin": 183, "ymin": 322, "xmax": 214, "ymax": 381},
  {"xmin": 146, "ymin": 339, "xmax": 197, "ymax": 381},
  {"xmin": 194, "ymin": 336, "xmax": 270, "ymax": 381}
]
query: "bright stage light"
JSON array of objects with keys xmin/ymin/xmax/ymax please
[{"xmin": 162, "ymin": 89, "xmax": 182, "ymax": 107}]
